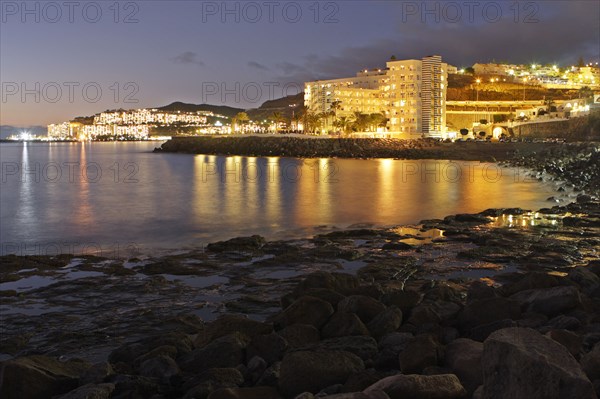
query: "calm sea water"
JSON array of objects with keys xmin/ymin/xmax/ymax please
[{"xmin": 0, "ymin": 142, "xmax": 563, "ymax": 257}]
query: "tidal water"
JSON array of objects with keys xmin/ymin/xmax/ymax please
[{"xmin": 0, "ymin": 141, "xmax": 564, "ymax": 257}]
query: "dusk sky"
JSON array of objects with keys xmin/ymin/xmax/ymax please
[{"xmin": 1, "ymin": 0, "xmax": 599, "ymax": 127}]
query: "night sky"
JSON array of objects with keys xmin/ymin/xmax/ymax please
[{"xmin": 1, "ymin": 0, "xmax": 599, "ymax": 126}]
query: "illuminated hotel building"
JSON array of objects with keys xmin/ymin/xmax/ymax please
[{"xmin": 304, "ymin": 55, "xmax": 448, "ymax": 136}]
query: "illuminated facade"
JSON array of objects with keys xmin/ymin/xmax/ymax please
[{"xmin": 304, "ymin": 55, "xmax": 448, "ymax": 136}]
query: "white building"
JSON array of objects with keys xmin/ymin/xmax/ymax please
[{"xmin": 304, "ymin": 55, "xmax": 448, "ymax": 137}]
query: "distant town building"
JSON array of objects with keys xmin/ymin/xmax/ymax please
[
  {"xmin": 48, "ymin": 108, "xmax": 214, "ymax": 141},
  {"xmin": 304, "ymin": 55, "xmax": 448, "ymax": 137}
]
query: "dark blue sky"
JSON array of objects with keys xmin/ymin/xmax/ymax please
[{"xmin": 1, "ymin": 0, "xmax": 599, "ymax": 126}]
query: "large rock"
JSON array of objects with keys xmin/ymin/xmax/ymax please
[
  {"xmin": 568, "ymin": 267, "xmax": 600, "ymax": 295},
  {"xmin": 57, "ymin": 383, "xmax": 115, "ymax": 399},
  {"xmin": 444, "ymin": 338, "xmax": 483, "ymax": 394},
  {"xmin": 510, "ymin": 286, "xmax": 581, "ymax": 317},
  {"xmin": 277, "ymin": 324, "xmax": 320, "ymax": 348},
  {"xmin": 398, "ymin": 334, "xmax": 441, "ymax": 374},
  {"xmin": 367, "ymin": 307, "xmax": 402, "ymax": 340},
  {"xmin": 458, "ymin": 297, "xmax": 521, "ymax": 331},
  {"xmin": 292, "ymin": 272, "xmax": 359, "ymax": 296},
  {"xmin": 364, "ymin": 374, "xmax": 466, "ymax": 399},
  {"xmin": 195, "ymin": 314, "xmax": 272, "ymax": 347},
  {"xmin": 500, "ymin": 272, "xmax": 568, "ymax": 296},
  {"xmin": 481, "ymin": 327, "xmax": 596, "ymax": 398},
  {"xmin": 206, "ymin": 235, "xmax": 266, "ymax": 252},
  {"xmin": 0, "ymin": 355, "xmax": 89, "ymax": 399},
  {"xmin": 270, "ymin": 296, "xmax": 334, "ymax": 329},
  {"xmin": 279, "ymin": 350, "xmax": 364, "ymax": 397},
  {"xmin": 322, "ymin": 392, "xmax": 390, "ymax": 399},
  {"xmin": 381, "ymin": 290, "xmax": 422, "ymax": 313},
  {"xmin": 207, "ymin": 386, "xmax": 282, "ymax": 399},
  {"xmin": 138, "ymin": 355, "xmax": 180, "ymax": 380},
  {"xmin": 337, "ymin": 296, "xmax": 387, "ymax": 324},
  {"xmin": 182, "ymin": 368, "xmax": 244, "ymax": 399},
  {"xmin": 321, "ymin": 312, "xmax": 370, "ymax": 338},
  {"xmin": 580, "ymin": 343, "xmax": 600, "ymax": 382},
  {"xmin": 179, "ymin": 333, "xmax": 248, "ymax": 372},
  {"xmin": 247, "ymin": 332, "xmax": 288, "ymax": 364},
  {"xmin": 302, "ymin": 336, "xmax": 378, "ymax": 362}
]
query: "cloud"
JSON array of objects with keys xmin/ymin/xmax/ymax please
[
  {"xmin": 271, "ymin": 1, "xmax": 599, "ymax": 85},
  {"xmin": 248, "ymin": 61, "xmax": 270, "ymax": 71},
  {"xmin": 171, "ymin": 51, "xmax": 205, "ymax": 67}
]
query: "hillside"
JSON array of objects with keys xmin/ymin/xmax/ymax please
[
  {"xmin": 247, "ymin": 93, "xmax": 304, "ymax": 120},
  {"xmin": 157, "ymin": 102, "xmax": 244, "ymax": 118}
]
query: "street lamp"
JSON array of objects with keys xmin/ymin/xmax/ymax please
[
  {"xmin": 289, "ymin": 103, "xmax": 298, "ymax": 132},
  {"xmin": 476, "ymin": 78, "xmax": 481, "ymax": 101}
]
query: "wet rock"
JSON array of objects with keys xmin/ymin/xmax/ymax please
[
  {"xmin": 246, "ymin": 356, "xmax": 267, "ymax": 384},
  {"xmin": 195, "ymin": 314, "xmax": 272, "ymax": 348},
  {"xmin": 322, "ymin": 312, "xmax": 370, "ymax": 338},
  {"xmin": 134, "ymin": 345, "xmax": 178, "ymax": 368},
  {"xmin": 208, "ymin": 386, "xmax": 282, "ymax": 399},
  {"xmin": 381, "ymin": 242, "xmax": 413, "ymax": 251},
  {"xmin": 277, "ymin": 324, "xmax": 320, "ymax": 348},
  {"xmin": 343, "ymin": 370, "xmax": 395, "ymax": 393},
  {"xmin": 256, "ymin": 362, "xmax": 280, "ymax": 387},
  {"xmin": 546, "ymin": 314, "xmax": 581, "ymax": 331},
  {"xmin": 444, "ymin": 338, "xmax": 483, "ymax": 395},
  {"xmin": 458, "ymin": 297, "xmax": 521, "ymax": 332},
  {"xmin": 375, "ymin": 332, "xmax": 413, "ymax": 369},
  {"xmin": 0, "ymin": 355, "xmax": 89, "ymax": 399},
  {"xmin": 467, "ymin": 281, "xmax": 498, "ymax": 303},
  {"xmin": 110, "ymin": 332, "xmax": 193, "ymax": 365},
  {"xmin": 510, "ymin": 286, "xmax": 581, "ymax": 317},
  {"xmin": 322, "ymin": 392, "xmax": 390, "ymax": 399},
  {"xmin": 80, "ymin": 362, "xmax": 114, "ymax": 385},
  {"xmin": 206, "ymin": 235, "xmax": 266, "ymax": 253},
  {"xmin": 282, "ymin": 288, "xmax": 346, "ymax": 309},
  {"xmin": 108, "ymin": 375, "xmax": 160, "ymax": 399},
  {"xmin": 139, "ymin": 355, "xmax": 180, "ymax": 380},
  {"xmin": 469, "ymin": 319, "xmax": 518, "ymax": 342},
  {"xmin": 301, "ymin": 336, "xmax": 378, "ymax": 362},
  {"xmin": 292, "ymin": 272, "xmax": 359, "ymax": 297},
  {"xmin": 447, "ymin": 214, "xmax": 492, "ymax": 224},
  {"xmin": 247, "ymin": 332, "xmax": 288, "ymax": 365},
  {"xmin": 568, "ymin": 267, "xmax": 600, "ymax": 295},
  {"xmin": 181, "ymin": 368, "xmax": 244, "ymax": 399},
  {"xmin": 337, "ymin": 296, "xmax": 386, "ymax": 325},
  {"xmin": 270, "ymin": 296, "xmax": 334, "ymax": 330},
  {"xmin": 398, "ymin": 334, "xmax": 442, "ymax": 374},
  {"xmin": 179, "ymin": 333, "xmax": 249, "ymax": 373},
  {"xmin": 381, "ymin": 290, "xmax": 422, "ymax": 313},
  {"xmin": 367, "ymin": 307, "xmax": 402, "ymax": 340},
  {"xmin": 580, "ymin": 343, "xmax": 600, "ymax": 382},
  {"xmin": 364, "ymin": 374, "xmax": 466, "ymax": 399},
  {"xmin": 279, "ymin": 350, "xmax": 364, "ymax": 397},
  {"xmin": 481, "ymin": 327, "xmax": 595, "ymax": 398},
  {"xmin": 500, "ymin": 272, "xmax": 568, "ymax": 296},
  {"xmin": 58, "ymin": 383, "xmax": 115, "ymax": 399},
  {"xmin": 546, "ymin": 329, "xmax": 583, "ymax": 358}
]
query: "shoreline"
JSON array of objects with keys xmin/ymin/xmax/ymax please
[
  {"xmin": 1, "ymin": 196, "xmax": 599, "ymax": 398},
  {"xmin": 1, "ymin": 140, "xmax": 599, "ymax": 398}
]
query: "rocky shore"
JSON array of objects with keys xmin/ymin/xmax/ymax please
[
  {"xmin": 154, "ymin": 136, "xmax": 561, "ymax": 162},
  {"xmin": 1, "ymin": 195, "xmax": 599, "ymax": 398}
]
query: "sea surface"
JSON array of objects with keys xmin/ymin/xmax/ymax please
[{"xmin": 0, "ymin": 141, "xmax": 566, "ymax": 257}]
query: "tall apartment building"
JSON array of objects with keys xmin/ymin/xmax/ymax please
[{"xmin": 304, "ymin": 55, "xmax": 448, "ymax": 136}]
